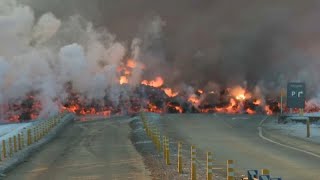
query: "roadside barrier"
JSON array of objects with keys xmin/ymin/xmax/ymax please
[
  {"xmin": 140, "ymin": 112, "xmax": 283, "ymax": 179},
  {"xmin": 0, "ymin": 113, "xmax": 66, "ymax": 163}
]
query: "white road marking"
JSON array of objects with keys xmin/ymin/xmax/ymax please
[{"xmin": 258, "ymin": 117, "xmax": 320, "ymax": 159}]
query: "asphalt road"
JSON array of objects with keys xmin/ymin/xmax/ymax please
[
  {"xmin": 4, "ymin": 117, "xmax": 151, "ymax": 180},
  {"xmin": 160, "ymin": 114, "xmax": 320, "ymax": 180}
]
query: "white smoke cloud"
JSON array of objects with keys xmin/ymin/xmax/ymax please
[
  {"xmin": 31, "ymin": 12, "xmax": 61, "ymax": 45},
  {"xmin": 0, "ymin": 0, "xmax": 158, "ymax": 120}
]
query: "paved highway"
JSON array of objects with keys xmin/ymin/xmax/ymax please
[
  {"xmin": 5, "ymin": 117, "xmax": 150, "ymax": 180},
  {"xmin": 160, "ymin": 114, "xmax": 320, "ymax": 180}
]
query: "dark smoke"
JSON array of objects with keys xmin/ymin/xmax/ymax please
[{"xmin": 23, "ymin": 0, "xmax": 320, "ymax": 96}]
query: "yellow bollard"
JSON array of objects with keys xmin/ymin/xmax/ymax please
[
  {"xmin": 27, "ymin": 129, "xmax": 32, "ymax": 145},
  {"xmin": 207, "ymin": 152, "xmax": 213, "ymax": 180},
  {"xmin": 13, "ymin": 136, "xmax": 17, "ymax": 153},
  {"xmin": 41, "ymin": 122, "xmax": 44, "ymax": 139},
  {"xmin": 18, "ymin": 134, "xmax": 21, "ymax": 150},
  {"xmin": 191, "ymin": 145, "xmax": 196, "ymax": 180},
  {"xmin": 163, "ymin": 136, "xmax": 167, "ymax": 160},
  {"xmin": 34, "ymin": 128, "xmax": 37, "ymax": 142},
  {"xmin": 261, "ymin": 169, "xmax": 270, "ymax": 176},
  {"xmin": 227, "ymin": 160, "xmax": 235, "ymax": 180},
  {"xmin": 178, "ymin": 142, "xmax": 182, "ymax": 174},
  {"xmin": 2, "ymin": 140, "xmax": 6, "ymax": 159},
  {"xmin": 9, "ymin": 137, "xmax": 13, "ymax": 157},
  {"xmin": 21, "ymin": 132, "xmax": 25, "ymax": 148},
  {"xmin": 307, "ymin": 118, "xmax": 310, "ymax": 138},
  {"xmin": 158, "ymin": 133, "xmax": 161, "ymax": 152},
  {"xmin": 166, "ymin": 137, "xmax": 170, "ymax": 165}
]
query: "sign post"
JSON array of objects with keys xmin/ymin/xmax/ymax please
[{"xmin": 287, "ymin": 82, "xmax": 310, "ymax": 137}]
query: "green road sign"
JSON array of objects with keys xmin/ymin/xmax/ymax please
[{"xmin": 287, "ymin": 82, "xmax": 305, "ymax": 108}]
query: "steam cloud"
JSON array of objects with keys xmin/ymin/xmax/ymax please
[{"xmin": 1, "ymin": 0, "xmax": 320, "ymax": 119}]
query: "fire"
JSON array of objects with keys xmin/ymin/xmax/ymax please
[
  {"xmin": 163, "ymin": 88, "xmax": 179, "ymax": 97},
  {"xmin": 126, "ymin": 59, "xmax": 137, "ymax": 68},
  {"xmin": 188, "ymin": 94, "xmax": 200, "ymax": 106},
  {"xmin": 236, "ymin": 94, "xmax": 246, "ymax": 101},
  {"xmin": 230, "ymin": 86, "xmax": 251, "ymax": 101},
  {"xmin": 253, "ymin": 99, "xmax": 262, "ymax": 105},
  {"xmin": 246, "ymin": 108, "xmax": 256, "ymax": 114},
  {"xmin": 141, "ymin": 76, "xmax": 164, "ymax": 88},
  {"xmin": 264, "ymin": 105, "xmax": 273, "ymax": 115},
  {"xmin": 147, "ymin": 103, "xmax": 163, "ymax": 113},
  {"xmin": 119, "ymin": 76, "xmax": 128, "ymax": 84},
  {"xmin": 166, "ymin": 102, "xmax": 183, "ymax": 113},
  {"xmin": 197, "ymin": 89, "xmax": 204, "ymax": 94}
]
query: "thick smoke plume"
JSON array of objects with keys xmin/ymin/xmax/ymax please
[
  {"xmin": 25, "ymin": 0, "xmax": 320, "ymax": 92},
  {"xmin": 1, "ymin": 0, "xmax": 320, "ymax": 119}
]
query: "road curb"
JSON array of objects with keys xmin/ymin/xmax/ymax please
[{"xmin": 0, "ymin": 114, "xmax": 75, "ymax": 176}]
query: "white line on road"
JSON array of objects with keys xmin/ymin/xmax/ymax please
[{"xmin": 258, "ymin": 117, "xmax": 320, "ymax": 159}]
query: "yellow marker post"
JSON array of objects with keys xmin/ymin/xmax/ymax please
[
  {"xmin": 9, "ymin": 137, "xmax": 13, "ymax": 157},
  {"xmin": 33, "ymin": 128, "xmax": 37, "ymax": 143},
  {"xmin": 163, "ymin": 136, "xmax": 167, "ymax": 160},
  {"xmin": 207, "ymin": 152, "xmax": 213, "ymax": 180},
  {"xmin": 2, "ymin": 140, "xmax": 6, "ymax": 159},
  {"xmin": 307, "ymin": 118, "xmax": 310, "ymax": 138},
  {"xmin": 18, "ymin": 134, "xmax": 21, "ymax": 150},
  {"xmin": 27, "ymin": 129, "xmax": 32, "ymax": 145},
  {"xmin": 191, "ymin": 145, "xmax": 196, "ymax": 180},
  {"xmin": 280, "ymin": 88, "xmax": 285, "ymax": 115},
  {"xmin": 21, "ymin": 132, "xmax": 25, "ymax": 149},
  {"xmin": 13, "ymin": 136, "xmax": 17, "ymax": 153},
  {"xmin": 166, "ymin": 137, "xmax": 170, "ymax": 165},
  {"xmin": 261, "ymin": 169, "xmax": 270, "ymax": 176},
  {"xmin": 178, "ymin": 142, "xmax": 182, "ymax": 174},
  {"xmin": 157, "ymin": 133, "xmax": 161, "ymax": 152},
  {"xmin": 227, "ymin": 160, "xmax": 235, "ymax": 180}
]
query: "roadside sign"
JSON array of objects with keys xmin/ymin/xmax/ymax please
[{"xmin": 287, "ymin": 82, "xmax": 305, "ymax": 108}]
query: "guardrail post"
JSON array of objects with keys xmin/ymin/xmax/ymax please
[
  {"xmin": 191, "ymin": 145, "xmax": 196, "ymax": 180},
  {"xmin": 227, "ymin": 160, "xmax": 235, "ymax": 180},
  {"xmin": 261, "ymin": 169, "xmax": 269, "ymax": 176},
  {"xmin": 207, "ymin": 152, "xmax": 213, "ymax": 180},
  {"xmin": 178, "ymin": 141, "xmax": 182, "ymax": 174},
  {"xmin": 14, "ymin": 135, "xmax": 17, "ymax": 153},
  {"xmin": 2, "ymin": 140, "xmax": 6, "ymax": 159},
  {"xmin": 306, "ymin": 118, "xmax": 310, "ymax": 138},
  {"xmin": 9, "ymin": 137, "xmax": 13, "ymax": 157},
  {"xmin": 27, "ymin": 129, "xmax": 32, "ymax": 145},
  {"xmin": 166, "ymin": 137, "xmax": 170, "ymax": 165},
  {"xmin": 33, "ymin": 128, "xmax": 37, "ymax": 142},
  {"xmin": 156, "ymin": 131, "xmax": 161, "ymax": 152},
  {"xmin": 21, "ymin": 132, "xmax": 25, "ymax": 148},
  {"xmin": 18, "ymin": 134, "xmax": 22, "ymax": 150},
  {"xmin": 163, "ymin": 136, "xmax": 167, "ymax": 160}
]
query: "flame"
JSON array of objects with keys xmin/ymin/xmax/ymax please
[
  {"xmin": 246, "ymin": 108, "xmax": 256, "ymax": 114},
  {"xmin": 197, "ymin": 89, "xmax": 204, "ymax": 94},
  {"xmin": 163, "ymin": 88, "xmax": 179, "ymax": 97},
  {"xmin": 264, "ymin": 105, "xmax": 273, "ymax": 115},
  {"xmin": 188, "ymin": 94, "xmax": 200, "ymax": 105},
  {"xmin": 141, "ymin": 76, "xmax": 164, "ymax": 88},
  {"xmin": 120, "ymin": 76, "xmax": 128, "ymax": 84},
  {"xmin": 147, "ymin": 103, "xmax": 163, "ymax": 113},
  {"xmin": 126, "ymin": 59, "xmax": 137, "ymax": 68},
  {"xmin": 166, "ymin": 102, "xmax": 183, "ymax": 113},
  {"xmin": 253, "ymin": 99, "xmax": 262, "ymax": 105},
  {"xmin": 230, "ymin": 86, "xmax": 251, "ymax": 101}
]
